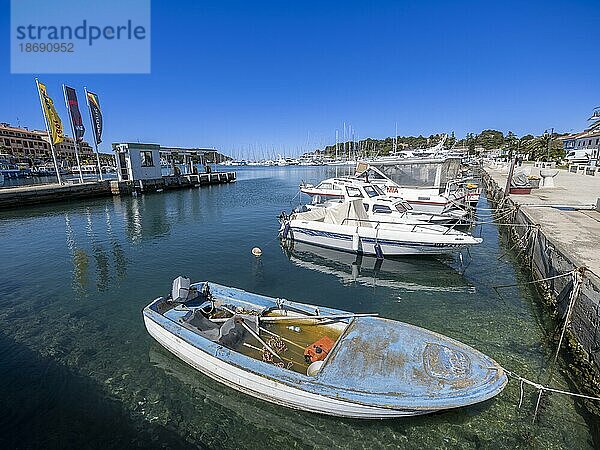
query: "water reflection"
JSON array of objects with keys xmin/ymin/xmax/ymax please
[
  {"xmin": 282, "ymin": 242, "xmax": 474, "ymax": 294},
  {"xmin": 147, "ymin": 345, "xmax": 363, "ymax": 448},
  {"xmin": 104, "ymin": 206, "xmax": 127, "ymax": 282}
]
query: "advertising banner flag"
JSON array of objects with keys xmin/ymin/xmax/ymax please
[
  {"xmin": 37, "ymin": 82, "xmax": 64, "ymax": 145},
  {"xmin": 86, "ymin": 91, "xmax": 103, "ymax": 144},
  {"xmin": 64, "ymin": 86, "xmax": 85, "ymax": 142}
]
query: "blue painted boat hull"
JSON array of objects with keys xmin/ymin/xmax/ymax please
[{"xmin": 143, "ymin": 282, "xmax": 507, "ymax": 418}]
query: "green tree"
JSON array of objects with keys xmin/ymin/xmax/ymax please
[
  {"xmin": 477, "ymin": 129, "xmax": 504, "ymax": 150},
  {"xmin": 465, "ymin": 133, "xmax": 476, "ymax": 155}
]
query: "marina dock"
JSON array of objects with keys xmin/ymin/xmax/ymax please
[
  {"xmin": 484, "ymin": 164, "xmax": 600, "ymax": 391},
  {"xmin": 0, "ymin": 172, "xmax": 236, "ymax": 209}
]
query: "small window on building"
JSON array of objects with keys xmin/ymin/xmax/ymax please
[{"xmin": 140, "ymin": 151, "xmax": 154, "ymax": 167}]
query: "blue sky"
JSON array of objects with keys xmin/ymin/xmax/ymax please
[{"xmin": 1, "ymin": 0, "xmax": 599, "ymax": 157}]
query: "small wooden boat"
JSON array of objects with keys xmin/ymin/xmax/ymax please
[{"xmin": 143, "ymin": 277, "xmax": 507, "ymax": 418}]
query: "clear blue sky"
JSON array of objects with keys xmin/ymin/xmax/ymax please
[{"xmin": 1, "ymin": 0, "xmax": 599, "ymax": 157}]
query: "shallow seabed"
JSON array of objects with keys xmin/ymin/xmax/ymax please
[{"xmin": 0, "ymin": 166, "xmax": 597, "ymax": 449}]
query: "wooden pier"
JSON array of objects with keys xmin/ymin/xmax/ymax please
[{"xmin": 0, "ymin": 172, "xmax": 236, "ymax": 209}]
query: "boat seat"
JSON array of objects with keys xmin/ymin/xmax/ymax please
[
  {"xmin": 218, "ymin": 317, "xmax": 249, "ymax": 350},
  {"xmin": 181, "ymin": 310, "xmax": 221, "ymax": 341},
  {"xmin": 181, "ymin": 311, "xmax": 253, "ymax": 350}
]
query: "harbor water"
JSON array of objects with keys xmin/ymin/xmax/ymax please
[{"xmin": 0, "ymin": 166, "xmax": 598, "ymax": 449}]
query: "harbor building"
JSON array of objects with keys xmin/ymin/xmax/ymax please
[
  {"xmin": 0, "ymin": 122, "xmax": 95, "ymax": 164},
  {"xmin": 560, "ymin": 108, "xmax": 600, "ymax": 164},
  {"xmin": 112, "ymin": 142, "xmax": 228, "ymax": 182}
]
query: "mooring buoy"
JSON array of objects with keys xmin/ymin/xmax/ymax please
[{"xmin": 252, "ymin": 247, "xmax": 262, "ymax": 256}]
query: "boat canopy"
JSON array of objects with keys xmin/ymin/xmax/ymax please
[{"xmin": 296, "ymin": 199, "xmax": 372, "ymax": 228}]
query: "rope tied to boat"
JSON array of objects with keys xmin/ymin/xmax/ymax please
[{"xmin": 503, "ymin": 367, "xmax": 600, "ymax": 423}]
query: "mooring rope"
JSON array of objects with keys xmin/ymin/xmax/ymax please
[
  {"xmin": 503, "ymin": 367, "xmax": 600, "ymax": 423},
  {"xmin": 554, "ymin": 268, "xmax": 585, "ymax": 363},
  {"xmin": 496, "ymin": 224, "xmax": 540, "ymax": 261},
  {"xmin": 492, "ymin": 267, "xmax": 580, "ymax": 290}
]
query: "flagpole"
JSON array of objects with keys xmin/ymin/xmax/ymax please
[
  {"xmin": 35, "ymin": 78, "xmax": 62, "ymax": 185},
  {"xmin": 62, "ymin": 85, "xmax": 84, "ymax": 184},
  {"xmin": 84, "ymin": 87, "xmax": 104, "ymax": 181}
]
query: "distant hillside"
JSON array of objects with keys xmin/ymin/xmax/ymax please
[{"xmin": 315, "ymin": 129, "xmax": 565, "ymax": 161}]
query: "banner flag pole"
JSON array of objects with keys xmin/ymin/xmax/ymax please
[
  {"xmin": 84, "ymin": 87, "xmax": 104, "ymax": 181},
  {"xmin": 63, "ymin": 84, "xmax": 84, "ymax": 184},
  {"xmin": 35, "ymin": 79, "xmax": 62, "ymax": 185}
]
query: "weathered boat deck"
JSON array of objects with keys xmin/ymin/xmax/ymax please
[{"xmin": 483, "ymin": 164, "xmax": 600, "ymax": 396}]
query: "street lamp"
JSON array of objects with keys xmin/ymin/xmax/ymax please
[{"xmin": 544, "ymin": 127, "xmax": 554, "ymax": 161}]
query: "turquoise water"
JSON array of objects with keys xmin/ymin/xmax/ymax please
[{"xmin": 0, "ymin": 166, "xmax": 597, "ymax": 449}]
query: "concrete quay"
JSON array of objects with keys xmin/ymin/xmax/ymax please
[
  {"xmin": 0, "ymin": 172, "xmax": 236, "ymax": 209},
  {"xmin": 483, "ymin": 163, "xmax": 600, "ymax": 401},
  {"xmin": 0, "ymin": 180, "xmax": 112, "ymax": 208}
]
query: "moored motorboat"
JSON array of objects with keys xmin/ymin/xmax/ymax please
[
  {"xmin": 280, "ymin": 199, "xmax": 482, "ymax": 257},
  {"xmin": 143, "ymin": 277, "xmax": 507, "ymax": 418}
]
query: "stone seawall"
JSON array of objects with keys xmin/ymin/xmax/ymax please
[{"xmin": 483, "ymin": 170, "xmax": 600, "ymax": 407}]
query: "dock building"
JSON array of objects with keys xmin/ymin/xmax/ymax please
[{"xmin": 112, "ymin": 142, "xmax": 227, "ymax": 182}]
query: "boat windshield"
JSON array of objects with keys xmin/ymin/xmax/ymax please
[
  {"xmin": 363, "ymin": 185, "xmax": 380, "ymax": 198},
  {"xmin": 372, "ymin": 204, "xmax": 393, "ymax": 214},
  {"xmin": 373, "ymin": 185, "xmax": 386, "ymax": 196},
  {"xmin": 346, "ymin": 186, "xmax": 363, "ymax": 198}
]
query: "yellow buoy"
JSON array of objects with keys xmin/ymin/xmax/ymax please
[{"xmin": 252, "ymin": 247, "xmax": 262, "ymax": 256}]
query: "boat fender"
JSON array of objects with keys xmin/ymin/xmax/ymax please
[
  {"xmin": 304, "ymin": 336, "xmax": 335, "ymax": 363},
  {"xmin": 306, "ymin": 360, "xmax": 324, "ymax": 377},
  {"xmin": 374, "ymin": 243, "xmax": 384, "ymax": 260},
  {"xmin": 352, "ymin": 233, "xmax": 360, "ymax": 251},
  {"xmin": 282, "ymin": 223, "xmax": 290, "ymax": 239}
]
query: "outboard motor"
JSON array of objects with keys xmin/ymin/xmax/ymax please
[{"xmin": 169, "ymin": 276, "xmax": 198, "ymax": 304}]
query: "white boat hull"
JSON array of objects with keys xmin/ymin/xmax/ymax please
[
  {"xmin": 285, "ymin": 220, "xmax": 479, "ymax": 256},
  {"xmin": 144, "ymin": 315, "xmax": 426, "ymax": 418}
]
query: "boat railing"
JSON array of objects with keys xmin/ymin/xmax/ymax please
[{"xmin": 340, "ymin": 217, "xmax": 461, "ymax": 235}]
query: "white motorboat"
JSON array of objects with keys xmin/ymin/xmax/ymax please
[
  {"xmin": 279, "ymin": 199, "xmax": 482, "ymax": 257},
  {"xmin": 300, "ymin": 177, "xmax": 468, "ymax": 225},
  {"xmin": 71, "ymin": 164, "xmax": 99, "ymax": 175},
  {"xmin": 143, "ymin": 277, "xmax": 507, "ymax": 419},
  {"xmin": 354, "ymin": 166, "xmax": 468, "ymax": 214}
]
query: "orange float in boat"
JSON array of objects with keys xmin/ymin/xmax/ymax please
[{"xmin": 304, "ymin": 336, "xmax": 335, "ymax": 363}]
